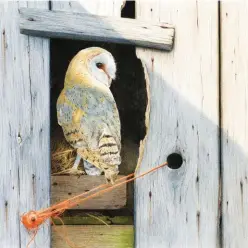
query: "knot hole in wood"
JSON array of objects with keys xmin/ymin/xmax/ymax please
[{"xmin": 167, "ymin": 153, "xmax": 183, "ymax": 169}]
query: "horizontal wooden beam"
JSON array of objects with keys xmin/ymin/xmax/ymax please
[
  {"xmin": 51, "ymin": 175, "xmax": 127, "ymax": 209},
  {"xmin": 19, "ymin": 8, "xmax": 175, "ymax": 51},
  {"xmin": 52, "ymin": 225, "xmax": 134, "ymax": 248}
]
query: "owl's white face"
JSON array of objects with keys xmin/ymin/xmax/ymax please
[{"xmin": 88, "ymin": 51, "xmax": 116, "ymax": 87}]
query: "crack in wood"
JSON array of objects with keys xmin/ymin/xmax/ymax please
[
  {"xmin": 2, "ymin": 28, "xmax": 6, "ymax": 74},
  {"xmin": 197, "ymin": 211, "xmax": 200, "ymax": 239},
  {"xmin": 5, "ymin": 201, "xmax": 8, "ymax": 228},
  {"xmin": 196, "ymin": 0, "xmax": 199, "ymax": 29}
]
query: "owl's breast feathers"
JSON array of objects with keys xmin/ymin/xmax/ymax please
[{"xmin": 57, "ymin": 84, "xmax": 121, "ymax": 169}]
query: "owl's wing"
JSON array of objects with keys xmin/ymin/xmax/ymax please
[
  {"xmin": 56, "ymin": 89, "xmax": 85, "ymax": 148},
  {"xmin": 56, "ymin": 89, "xmax": 73, "ymax": 127},
  {"xmin": 98, "ymin": 128, "xmax": 121, "ymax": 167},
  {"xmin": 57, "ymin": 85, "xmax": 121, "ymax": 167},
  {"xmin": 80, "ymin": 85, "xmax": 121, "ymax": 167}
]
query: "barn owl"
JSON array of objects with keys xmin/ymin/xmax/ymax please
[{"xmin": 56, "ymin": 47, "xmax": 121, "ymax": 184}]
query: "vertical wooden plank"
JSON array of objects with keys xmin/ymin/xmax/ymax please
[
  {"xmin": 0, "ymin": 2, "xmax": 50, "ymax": 248},
  {"xmin": 221, "ymin": 1, "xmax": 248, "ymax": 247},
  {"xmin": 135, "ymin": 1, "xmax": 219, "ymax": 247}
]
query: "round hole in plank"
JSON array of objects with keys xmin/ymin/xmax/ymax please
[{"xmin": 167, "ymin": 153, "xmax": 183, "ymax": 169}]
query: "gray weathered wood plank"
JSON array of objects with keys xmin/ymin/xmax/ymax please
[
  {"xmin": 221, "ymin": 1, "xmax": 248, "ymax": 247},
  {"xmin": 0, "ymin": 1, "xmax": 50, "ymax": 248},
  {"xmin": 51, "ymin": 0, "xmax": 124, "ymax": 15},
  {"xmin": 134, "ymin": 1, "xmax": 220, "ymax": 247},
  {"xmin": 51, "ymin": 175, "xmax": 127, "ymax": 209},
  {"xmin": 19, "ymin": 8, "xmax": 174, "ymax": 51}
]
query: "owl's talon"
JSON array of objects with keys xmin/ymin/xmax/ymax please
[
  {"xmin": 105, "ymin": 176, "xmax": 116, "ymax": 185},
  {"xmin": 66, "ymin": 168, "xmax": 85, "ymax": 176},
  {"xmin": 62, "ymin": 154, "xmax": 85, "ymax": 176},
  {"xmin": 105, "ymin": 178, "xmax": 111, "ymax": 185}
]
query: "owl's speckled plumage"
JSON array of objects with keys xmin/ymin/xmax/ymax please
[{"xmin": 57, "ymin": 47, "xmax": 121, "ymax": 184}]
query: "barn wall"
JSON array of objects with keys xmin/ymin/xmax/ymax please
[{"xmin": 1, "ymin": 1, "xmax": 248, "ymax": 248}]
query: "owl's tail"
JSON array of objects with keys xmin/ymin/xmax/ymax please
[{"xmin": 99, "ymin": 134, "xmax": 121, "ymax": 166}]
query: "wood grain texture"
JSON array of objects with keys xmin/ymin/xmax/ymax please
[
  {"xmin": 135, "ymin": 1, "xmax": 220, "ymax": 248},
  {"xmin": 51, "ymin": 175, "xmax": 127, "ymax": 209},
  {"xmin": 19, "ymin": 8, "xmax": 174, "ymax": 51},
  {"xmin": 0, "ymin": 2, "xmax": 50, "ymax": 248},
  {"xmin": 221, "ymin": 2, "xmax": 248, "ymax": 247},
  {"xmin": 51, "ymin": 0, "xmax": 124, "ymax": 15},
  {"xmin": 52, "ymin": 225, "xmax": 134, "ymax": 248}
]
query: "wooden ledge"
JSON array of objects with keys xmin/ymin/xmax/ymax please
[
  {"xmin": 51, "ymin": 175, "xmax": 127, "ymax": 209},
  {"xmin": 52, "ymin": 225, "xmax": 134, "ymax": 248},
  {"xmin": 19, "ymin": 8, "xmax": 175, "ymax": 51}
]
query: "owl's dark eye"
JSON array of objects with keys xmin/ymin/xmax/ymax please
[{"xmin": 96, "ymin": 62, "xmax": 104, "ymax": 69}]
